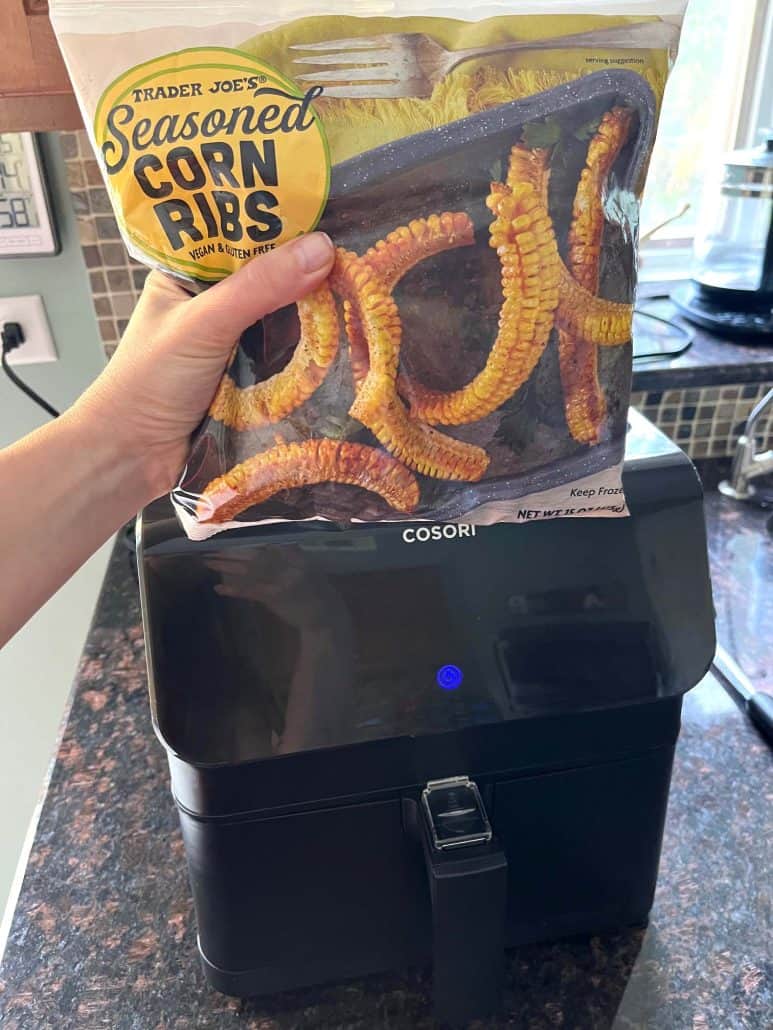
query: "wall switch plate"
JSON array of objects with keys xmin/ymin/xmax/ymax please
[{"xmin": 0, "ymin": 295, "xmax": 57, "ymax": 365}]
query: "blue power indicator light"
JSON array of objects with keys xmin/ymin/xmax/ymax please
[{"xmin": 436, "ymin": 664, "xmax": 463, "ymax": 690}]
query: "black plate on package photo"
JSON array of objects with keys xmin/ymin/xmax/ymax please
[
  {"xmin": 317, "ymin": 69, "xmax": 657, "ymax": 520},
  {"xmin": 184, "ymin": 70, "xmax": 657, "ymax": 526}
]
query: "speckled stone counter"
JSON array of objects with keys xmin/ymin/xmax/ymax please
[
  {"xmin": 0, "ymin": 490, "xmax": 771, "ymax": 1030},
  {"xmin": 631, "ymin": 302, "xmax": 773, "ymax": 391}
]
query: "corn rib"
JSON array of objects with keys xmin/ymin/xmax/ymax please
[
  {"xmin": 506, "ymin": 141, "xmax": 633, "ymax": 347},
  {"xmin": 197, "ymin": 439, "xmax": 420, "ymax": 523},
  {"xmin": 209, "ymin": 283, "xmax": 339, "ymax": 429},
  {"xmin": 558, "ymin": 108, "xmax": 633, "ymax": 443},
  {"xmin": 568, "ymin": 107, "xmax": 634, "ymax": 293},
  {"xmin": 342, "ymin": 213, "xmax": 475, "ymax": 389},
  {"xmin": 333, "ymin": 249, "xmax": 490, "ymax": 481},
  {"xmin": 404, "ymin": 180, "xmax": 560, "ymax": 426}
]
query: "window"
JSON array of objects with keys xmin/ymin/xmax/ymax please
[{"xmin": 640, "ymin": 0, "xmax": 772, "ymax": 276}]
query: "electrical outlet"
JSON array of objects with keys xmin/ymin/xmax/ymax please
[{"xmin": 0, "ymin": 295, "xmax": 57, "ymax": 365}]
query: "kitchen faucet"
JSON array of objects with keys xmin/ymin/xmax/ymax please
[{"xmin": 720, "ymin": 387, "xmax": 773, "ymax": 501}]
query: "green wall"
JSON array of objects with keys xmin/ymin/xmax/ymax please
[
  {"xmin": 0, "ymin": 133, "xmax": 109, "ymax": 928},
  {"xmin": 0, "ymin": 132, "xmax": 105, "ymax": 447}
]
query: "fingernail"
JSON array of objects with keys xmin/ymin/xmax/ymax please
[{"xmin": 294, "ymin": 232, "xmax": 334, "ymax": 273}]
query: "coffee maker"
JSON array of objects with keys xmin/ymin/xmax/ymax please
[
  {"xmin": 137, "ymin": 409, "xmax": 714, "ymax": 1025},
  {"xmin": 673, "ymin": 135, "xmax": 773, "ymax": 338}
]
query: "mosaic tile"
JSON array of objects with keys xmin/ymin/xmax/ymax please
[
  {"xmin": 89, "ymin": 271, "xmax": 106, "ymax": 294},
  {"xmin": 84, "ymin": 160, "xmax": 103, "ymax": 186},
  {"xmin": 82, "ymin": 244, "xmax": 101, "ymax": 268},
  {"xmin": 88, "ymin": 188, "xmax": 113, "ymax": 214},
  {"xmin": 98, "ymin": 318, "xmax": 117, "ymax": 343},
  {"xmin": 96, "ymin": 216, "xmax": 121, "ymax": 241},
  {"xmin": 66, "ymin": 162, "xmax": 85, "ymax": 189},
  {"xmin": 107, "ymin": 269, "xmax": 131, "ymax": 291},
  {"xmin": 111, "ymin": 294, "xmax": 135, "ymax": 318},
  {"xmin": 132, "ymin": 268, "xmax": 148, "ymax": 291},
  {"xmin": 80, "ymin": 219, "xmax": 99, "ymax": 245},
  {"xmin": 631, "ymin": 381, "xmax": 773, "ymax": 460},
  {"xmin": 100, "ymin": 243, "xmax": 127, "ymax": 267},
  {"xmin": 59, "ymin": 133, "xmax": 79, "ymax": 159},
  {"xmin": 70, "ymin": 190, "xmax": 90, "ymax": 217}
]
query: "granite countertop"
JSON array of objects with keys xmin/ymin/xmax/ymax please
[
  {"xmin": 0, "ymin": 491, "xmax": 771, "ymax": 1029},
  {"xmin": 631, "ymin": 296, "xmax": 773, "ymax": 391}
]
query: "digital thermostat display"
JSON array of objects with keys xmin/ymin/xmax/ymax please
[
  {"xmin": 0, "ymin": 133, "xmax": 57, "ymax": 258},
  {"xmin": 1, "ymin": 134, "xmax": 40, "ymax": 229}
]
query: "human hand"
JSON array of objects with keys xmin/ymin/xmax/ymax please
[{"xmin": 76, "ymin": 232, "xmax": 335, "ymax": 500}]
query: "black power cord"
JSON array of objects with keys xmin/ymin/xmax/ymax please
[
  {"xmin": 1, "ymin": 321, "xmax": 60, "ymax": 418},
  {"xmin": 632, "ymin": 307, "xmax": 694, "ymax": 361}
]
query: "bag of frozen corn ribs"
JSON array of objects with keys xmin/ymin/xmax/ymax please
[{"xmin": 51, "ymin": 1, "xmax": 686, "ymax": 539}]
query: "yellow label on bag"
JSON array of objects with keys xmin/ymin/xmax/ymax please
[{"xmin": 94, "ymin": 47, "xmax": 330, "ymax": 282}]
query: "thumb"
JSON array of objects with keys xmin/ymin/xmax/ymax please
[{"xmin": 186, "ymin": 232, "xmax": 335, "ymax": 345}]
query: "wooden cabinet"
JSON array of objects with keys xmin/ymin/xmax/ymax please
[{"xmin": 0, "ymin": 1, "xmax": 82, "ymax": 132}]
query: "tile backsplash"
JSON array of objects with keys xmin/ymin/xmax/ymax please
[
  {"xmin": 60, "ymin": 129, "xmax": 772, "ymax": 461},
  {"xmin": 630, "ymin": 383, "xmax": 773, "ymax": 459},
  {"xmin": 61, "ymin": 129, "xmax": 148, "ymax": 358}
]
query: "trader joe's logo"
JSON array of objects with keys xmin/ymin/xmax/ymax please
[{"xmin": 94, "ymin": 47, "xmax": 330, "ymax": 281}]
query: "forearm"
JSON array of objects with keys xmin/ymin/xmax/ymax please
[
  {"xmin": 0, "ymin": 403, "xmax": 160, "ymax": 647},
  {"xmin": 0, "ymin": 235, "xmax": 335, "ymax": 648}
]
